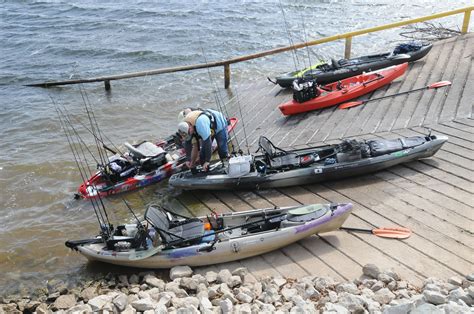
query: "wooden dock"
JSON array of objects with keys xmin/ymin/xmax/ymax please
[{"xmin": 172, "ymin": 34, "xmax": 473, "ymax": 286}]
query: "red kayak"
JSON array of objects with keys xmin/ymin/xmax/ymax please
[
  {"xmin": 278, "ymin": 63, "xmax": 408, "ymax": 116},
  {"xmin": 77, "ymin": 118, "xmax": 238, "ymax": 199}
]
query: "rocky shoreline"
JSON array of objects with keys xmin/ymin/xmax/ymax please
[{"xmin": 1, "ymin": 264, "xmax": 472, "ymax": 313}]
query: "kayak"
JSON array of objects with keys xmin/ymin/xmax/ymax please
[
  {"xmin": 77, "ymin": 118, "xmax": 238, "ymax": 199},
  {"xmin": 169, "ymin": 134, "xmax": 447, "ymax": 191},
  {"xmin": 274, "ymin": 41, "xmax": 432, "ymax": 88},
  {"xmin": 66, "ymin": 202, "xmax": 352, "ymax": 268},
  {"xmin": 279, "ymin": 63, "xmax": 408, "ymax": 116}
]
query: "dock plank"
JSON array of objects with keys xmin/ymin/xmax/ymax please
[{"xmin": 176, "ymin": 34, "xmax": 474, "ymax": 285}]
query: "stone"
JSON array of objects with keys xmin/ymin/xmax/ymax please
[
  {"xmin": 129, "ymin": 286, "xmax": 140, "ymax": 294},
  {"xmin": 207, "ymin": 286, "xmax": 218, "ymax": 300},
  {"xmin": 35, "ymin": 303, "xmax": 49, "ymax": 314},
  {"xmin": 232, "ymin": 267, "xmax": 248, "ymax": 279},
  {"xmin": 273, "ymin": 277, "xmax": 287, "ymax": 288},
  {"xmin": 328, "ymin": 290, "xmax": 338, "ymax": 303},
  {"xmin": 157, "ymin": 292, "xmax": 174, "ymax": 307},
  {"xmin": 423, "ymin": 290, "xmax": 447, "ymax": 305},
  {"xmin": 336, "ymin": 292, "xmax": 366, "ymax": 312},
  {"xmin": 88, "ymin": 295, "xmax": 112, "ymax": 311},
  {"xmin": 363, "ymin": 264, "xmax": 381, "ymax": 279},
  {"xmin": 378, "ymin": 273, "xmax": 394, "ymax": 284},
  {"xmin": 191, "ymin": 274, "xmax": 207, "ymax": 286},
  {"xmin": 324, "ymin": 302, "xmax": 349, "ymax": 314},
  {"xmin": 411, "ymin": 303, "xmax": 444, "ymax": 314},
  {"xmin": 219, "ymin": 298, "xmax": 233, "ymax": 313},
  {"xmin": 165, "ymin": 282, "xmax": 188, "ymax": 297},
  {"xmin": 222, "ymin": 292, "xmax": 238, "ymax": 305},
  {"xmin": 397, "ymin": 281, "xmax": 408, "ymax": 289},
  {"xmin": 217, "ymin": 269, "xmax": 232, "ymax": 284},
  {"xmin": 258, "ymin": 287, "xmax": 281, "ymax": 304},
  {"xmin": 387, "ymin": 280, "xmax": 397, "ymax": 291},
  {"xmin": 180, "ymin": 277, "xmax": 199, "ymax": 291},
  {"xmin": 113, "ymin": 292, "xmax": 128, "ymax": 311},
  {"xmin": 138, "ymin": 291, "xmax": 151, "ymax": 299},
  {"xmin": 154, "ymin": 303, "xmax": 168, "ymax": 314},
  {"xmin": 144, "ymin": 275, "xmax": 165, "ymax": 290},
  {"xmin": 118, "ymin": 274, "xmax": 129, "ymax": 286},
  {"xmin": 373, "ymin": 288, "xmax": 395, "ymax": 305},
  {"xmin": 252, "ymin": 281, "xmax": 263, "ymax": 297},
  {"xmin": 172, "ymin": 296, "xmax": 200, "ymax": 309},
  {"xmin": 305, "ymin": 286, "xmax": 320, "ymax": 299},
  {"xmin": 53, "ymin": 294, "xmax": 76, "ymax": 310},
  {"xmin": 281, "ymin": 288, "xmax": 298, "ymax": 302},
  {"xmin": 466, "ymin": 274, "xmax": 474, "ymax": 282},
  {"xmin": 448, "ymin": 276, "xmax": 463, "ymax": 286},
  {"xmin": 468, "ymin": 286, "xmax": 474, "ymax": 298},
  {"xmin": 448, "ymin": 287, "xmax": 472, "ymax": 306},
  {"xmin": 65, "ymin": 304, "xmax": 93, "ymax": 313},
  {"xmin": 371, "ymin": 281, "xmax": 385, "ymax": 292},
  {"xmin": 129, "ymin": 274, "xmax": 140, "ymax": 284},
  {"xmin": 336, "ymin": 282, "xmax": 359, "ymax": 294},
  {"xmin": 205, "ymin": 271, "xmax": 218, "ymax": 284},
  {"xmin": 424, "ymin": 283, "xmax": 443, "ymax": 294},
  {"xmin": 170, "ymin": 266, "xmax": 193, "ymax": 280},
  {"xmin": 199, "ymin": 296, "xmax": 213, "ymax": 311},
  {"xmin": 442, "ymin": 300, "xmax": 473, "ymax": 314},
  {"xmin": 178, "ymin": 305, "xmax": 200, "ymax": 314},
  {"xmin": 226, "ymin": 275, "xmax": 242, "ymax": 288},
  {"xmin": 235, "ymin": 303, "xmax": 252, "ymax": 314},
  {"xmin": 383, "ymin": 299, "xmax": 414, "ymax": 314},
  {"xmin": 236, "ymin": 292, "xmax": 253, "ymax": 303},
  {"xmin": 131, "ymin": 298, "xmax": 156, "ymax": 311}
]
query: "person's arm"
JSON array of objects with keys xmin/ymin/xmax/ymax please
[
  {"xmin": 200, "ymin": 137, "xmax": 212, "ymax": 163},
  {"xmin": 190, "ymin": 143, "xmax": 199, "ymax": 166}
]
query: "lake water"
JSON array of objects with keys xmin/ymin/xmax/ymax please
[{"xmin": 0, "ymin": 0, "xmax": 471, "ymax": 296}]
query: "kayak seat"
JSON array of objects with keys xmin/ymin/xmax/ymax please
[
  {"xmin": 125, "ymin": 142, "xmax": 168, "ymax": 172},
  {"xmin": 145, "ymin": 205, "xmax": 204, "ymax": 245},
  {"xmin": 258, "ymin": 136, "xmax": 300, "ymax": 169}
]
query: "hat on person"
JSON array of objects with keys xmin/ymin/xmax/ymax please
[
  {"xmin": 178, "ymin": 121, "xmax": 191, "ymax": 141},
  {"xmin": 177, "ymin": 108, "xmax": 193, "ymax": 122}
]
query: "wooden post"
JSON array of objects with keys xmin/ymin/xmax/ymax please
[
  {"xmin": 224, "ymin": 64, "xmax": 230, "ymax": 89},
  {"xmin": 344, "ymin": 37, "xmax": 352, "ymax": 59},
  {"xmin": 104, "ymin": 80, "xmax": 111, "ymax": 91},
  {"xmin": 461, "ymin": 9, "xmax": 471, "ymax": 34}
]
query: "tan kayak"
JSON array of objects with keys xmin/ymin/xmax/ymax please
[{"xmin": 67, "ymin": 203, "xmax": 353, "ymax": 269}]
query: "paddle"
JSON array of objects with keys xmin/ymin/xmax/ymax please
[
  {"xmin": 338, "ymin": 81, "xmax": 452, "ymax": 109},
  {"xmin": 340, "ymin": 226, "xmax": 411, "ymax": 239}
]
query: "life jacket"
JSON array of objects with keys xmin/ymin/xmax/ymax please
[{"xmin": 184, "ymin": 110, "xmax": 218, "ymax": 142}]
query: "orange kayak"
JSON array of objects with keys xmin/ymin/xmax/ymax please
[{"xmin": 278, "ymin": 63, "xmax": 408, "ymax": 116}]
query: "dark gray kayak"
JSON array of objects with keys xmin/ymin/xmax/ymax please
[
  {"xmin": 169, "ymin": 134, "xmax": 447, "ymax": 191},
  {"xmin": 274, "ymin": 42, "xmax": 433, "ymax": 88}
]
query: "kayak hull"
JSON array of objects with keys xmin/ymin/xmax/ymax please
[
  {"xmin": 73, "ymin": 203, "xmax": 352, "ymax": 268},
  {"xmin": 77, "ymin": 118, "xmax": 238, "ymax": 199},
  {"xmin": 279, "ymin": 63, "xmax": 408, "ymax": 116},
  {"xmin": 275, "ymin": 42, "xmax": 432, "ymax": 88},
  {"xmin": 169, "ymin": 135, "xmax": 447, "ymax": 191}
]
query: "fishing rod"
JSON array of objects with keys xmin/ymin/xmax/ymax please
[
  {"xmin": 279, "ymin": 0, "xmax": 300, "ymax": 71},
  {"xmin": 54, "ymin": 101, "xmax": 110, "ymax": 232},
  {"xmin": 198, "ymin": 41, "xmax": 241, "ymax": 155},
  {"xmin": 235, "ymin": 91, "xmax": 250, "ymax": 155},
  {"xmin": 300, "ymin": 12, "xmax": 313, "ymax": 74},
  {"xmin": 58, "ymin": 104, "xmax": 123, "ymax": 157},
  {"xmin": 78, "ymin": 85, "xmax": 108, "ymax": 170}
]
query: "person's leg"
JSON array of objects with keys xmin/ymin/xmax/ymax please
[{"xmin": 215, "ymin": 129, "xmax": 229, "ymax": 160}]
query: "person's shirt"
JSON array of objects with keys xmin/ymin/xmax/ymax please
[{"xmin": 194, "ymin": 109, "xmax": 227, "ymax": 141}]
